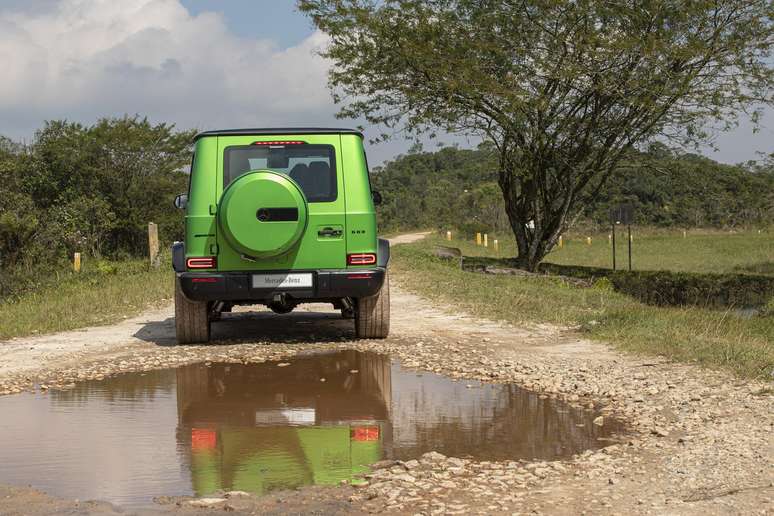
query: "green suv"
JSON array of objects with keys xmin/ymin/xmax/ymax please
[{"xmin": 172, "ymin": 128, "xmax": 389, "ymax": 344}]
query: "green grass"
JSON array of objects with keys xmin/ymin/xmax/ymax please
[
  {"xmin": 393, "ymin": 235, "xmax": 774, "ymax": 379},
  {"xmin": 452, "ymin": 228, "xmax": 774, "ymax": 275},
  {"xmin": 0, "ymin": 257, "xmax": 174, "ymax": 340}
]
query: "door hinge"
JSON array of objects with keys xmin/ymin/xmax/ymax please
[
  {"xmin": 209, "ymin": 243, "xmax": 219, "ymax": 255},
  {"xmin": 209, "ymin": 204, "xmax": 217, "ymax": 215}
]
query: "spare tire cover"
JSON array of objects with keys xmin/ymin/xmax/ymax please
[{"xmin": 218, "ymin": 170, "xmax": 308, "ymax": 258}]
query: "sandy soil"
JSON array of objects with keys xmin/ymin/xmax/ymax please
[{"xmin": 0, "ymin": 232, "xmax": 771, "ymax": 515}]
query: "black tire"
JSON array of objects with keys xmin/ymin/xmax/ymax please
[
  {"xmin": 355, "ymin": 271, "xmax": 390, "ymax": 338},
  {"xmin": 175, "ymin": 277, "xmax": 210, "ymax": 344}
]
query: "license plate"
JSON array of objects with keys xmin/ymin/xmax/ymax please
[{"xmin": 252, "ymin": 272, "xmax": 313, "ymax": 289}]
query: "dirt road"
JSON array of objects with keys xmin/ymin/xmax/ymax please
[{"xmin": 0, "ymin": 232, "xmax": 771, "ymax": 515}]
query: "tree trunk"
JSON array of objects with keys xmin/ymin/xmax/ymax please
[{"xmin": 499, "ymin": 164, "xmax": 564, "ymax": 272}]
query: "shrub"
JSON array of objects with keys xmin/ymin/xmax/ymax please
[{"xmin": 462, "ymin": 257, "xmax": 774, "ymax": 308}]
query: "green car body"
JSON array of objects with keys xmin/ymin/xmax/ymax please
[{"xmin": 173, "ymin": 129, "xmax": 390, "ymax": 343}]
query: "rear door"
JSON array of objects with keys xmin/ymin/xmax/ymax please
[{"xmin": 215, "ymin": 134, "xmax": 347, "ymax": 271}]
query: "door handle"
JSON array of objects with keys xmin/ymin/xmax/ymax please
[{"xmin": 318, "ymin": 227, "xmax": 343, "ymax": 237}]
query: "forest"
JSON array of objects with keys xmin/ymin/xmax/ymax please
[{"xmin": 371, "ymin": 142, "xmax": 774, "ymax": 235}]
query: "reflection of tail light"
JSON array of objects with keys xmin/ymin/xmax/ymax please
[
  {"xmin": 351, "ymin": 426, "xmax": 380, "ymax": 441},
  {"xmin": 191, "ymin": 428, "xmax": 217, "ymax": 450}
]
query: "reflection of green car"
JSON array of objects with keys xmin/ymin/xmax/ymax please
[
  {"xmin": 176, "ymin": 351, "xmax": 391, "ymax": 496},
  {"xmin": 172, "ymin": 128, "xmax": 390, "ymax": 343}
]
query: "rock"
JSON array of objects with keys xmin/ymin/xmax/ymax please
[
  {"xmin": 188, "ymin": 498, "xmax": 226, "ymax": 507},
  {"xmin": 421, "ymin": 451, "xmax": 447, "ymax": 462},
  {"xmin": 403, "ymin": 459, "xmax": 421, "ymax": 470},
  {"xmin": 593, "ymin": 416, "xmax": 604, "ymax": 426},
  {"xmin": 651, "ymin": 427, "xmax": 670, "ymax": 437},
  {"xmin": 224, "ymin": 491, "xmax": 250, "ymax": 498},
  {"xmin": 447, "ymin": 457, "xmax": 465, "ymax": 467}
]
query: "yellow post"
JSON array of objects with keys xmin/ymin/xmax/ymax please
[
  {"xmin": 586, "ymin": 236, "xmax": 592, "ymax": 245},
  {"xmin": 683, "ymin": 230, "xmax": 687, "ymax": 238},
  {"xmin": 446, "ymin": 230, "xmax": 452, "ymax": 241},
  {"xmin": 148, "ymin": 222, "xmax": 160, "ymax": 268},
  {"xmin": 608, "ymin": 233, "xmax": 612, "ymax": 245},
  {"xmin": 483, "ymin": 233, "xmax": 488, "ymax": 247},
  {"xmin": 73, "ymin": 252, "xmax": 81, "ymax": 272},
  {"xmin": 630, "ymin": 233, "xmax": 633, "ymax": 243},
  {"xmin": 476, "ymin": 232, "xmax": 482, "ymax": 246},
  {"xmin": 559, "ymin": 235, "xmax": 563, "ymax": 248},
  {"xmin": 494, "ymin": 239, "xmax": 499, "ymax": 252}
]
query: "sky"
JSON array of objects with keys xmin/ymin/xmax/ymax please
[{"xmin": 0, "ymin": 0, "xmax": 771, "ymax": 165}]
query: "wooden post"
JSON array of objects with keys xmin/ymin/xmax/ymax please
[
  {"xmin": 446, "ymin": 230, "xmax": 452, "ymax": 241},
  {"xmin": 483, "ymin": 233, "xmax": 488, "ymax": 247},
  {"xmin": 73, "ymin": 252, "xmax": 81, "ymax": 272},
  {"xmin": 148, "ymin": 222, "xmax": 160, "ymax": 268},
  {"xmin": 559, "ymin": 235, "xmax": 563, "ymax": 248},
  {"xmin": 608, "ymin": 233, "xmax": 612, "ymax": 245},
  {"xmin": 586, "ymin": 236, "xmax": 592, "ymax": 245},
  {"xmin": 683, "ymin": 230, "xmax": 687, "ymax": 238},
  {"xmin": 476, "ymin": 232, "xmax": 482, "ymax": 246},
  {"xmin": 493, "ymin": 239, "xmax": 499, "ymax": 252}
]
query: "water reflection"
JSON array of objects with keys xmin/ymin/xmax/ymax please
[
  {"xmin": 174, "ymin": 351, "xmax": 620, "ymax": 496},
  {"xmin": 0, "ymin": 351, "xmax": 622, "ymax": 505}
]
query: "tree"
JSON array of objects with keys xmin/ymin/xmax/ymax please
[{"xmin": 299, "ymin": 0, "xmax": 774, "ymax": 270}]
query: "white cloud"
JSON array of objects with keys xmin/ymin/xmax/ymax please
[
  {"xmin": 0, "ymin": 0, "xmax": 336, "ymax": 139},
  {"xmin": 0, "ymin": 0, "xmax": 769, "ymax": 165}
]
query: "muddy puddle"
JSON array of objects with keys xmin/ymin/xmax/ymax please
[{"xmin": 0, "ymin": 350, "xmax": 622, "ymax": 506}]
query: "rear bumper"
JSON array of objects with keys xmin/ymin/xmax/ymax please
[{"xmin": 178, "ymin": 268, "xmax": 386, "ymax": 302}]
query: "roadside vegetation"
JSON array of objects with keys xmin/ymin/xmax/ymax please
[
  {"xmin": 392, "ymin": 235, "xmax": 774, "ymax": 380},
  {"xmin": 0, "ymin": 116, "xmax": 192, "ymax": 301},
  {"xmin": 0, "ymin": 256, "xmax": 172, "ymax": 340},
  {"xmin": 451, "ymin": 229, "xmax": 774, "ymax": 276}
]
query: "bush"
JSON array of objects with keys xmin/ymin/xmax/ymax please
[
  {"xmin": 462, "ymin": 256, "xmax": 774, "ymax": 308},
  {"xmin": 539, "ymin": 262, "xmax": 774, "ymax": 308}
]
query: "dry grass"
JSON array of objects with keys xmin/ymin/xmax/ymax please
[
  {"xmin": 392, "ymin": 236, "xmax": 774, "ymax": 379},
  {"xmin": 0, "ymin": 257, "xmax": 173, "ymax": 340}
]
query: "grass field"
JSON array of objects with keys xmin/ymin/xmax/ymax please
[
  {"xmin": 453, "ymin": 228, "xmax": 774, "ymax": 275},
  {"xmin": 0, "ymin": 257, "xmax": 173, "ymax": 341},
  {"xmin": 392, "ymin": 234, "xmax": 774, "ymax": 379}
]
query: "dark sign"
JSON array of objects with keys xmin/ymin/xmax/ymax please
[{"xmin": 609, "ymin": 203, "xmax": 634, "ymax": 225}]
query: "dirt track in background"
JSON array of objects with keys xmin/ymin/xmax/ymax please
[{"xmin": 0, "ymin": 232, "xmax": 771, "ymax": 515}]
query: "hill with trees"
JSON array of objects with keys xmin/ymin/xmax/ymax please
[{"xmin": 371, "ymin": 143, "xmax": 774, "ymax": 235}]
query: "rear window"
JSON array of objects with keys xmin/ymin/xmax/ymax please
[{"xmin": 224, "ymin": 144, "xmax": 337, "ymax": 203}]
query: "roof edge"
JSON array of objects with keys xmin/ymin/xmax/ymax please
[{"xmin": 193, "ymin": 127, "xmax": 364, "ymax": 141}]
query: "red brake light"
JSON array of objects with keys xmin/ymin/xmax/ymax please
[
  {"xmin": 186, "ymin": 257, "xmax": 216, "ymax": 269},
  {"xmin": 251, "ymin": 140, "xmax": 305, "ymax": 146},
  {"xmin": 347, "ymin": 253, "xmax": 377, "ymax": 266},
  {"xmin": 191, "ymin": 428, "xmax": 217, "ymax": 450},
  {"xmin": 347, "ymin": 273, "xmax": 374, "ymax": 280},
  {"xmin": 191, "ymin": 277, "xmax": 219, "ymax": 283},
  {"xmin": 351, "ymin": 426, "xmax": 380, "ymax": 442}
]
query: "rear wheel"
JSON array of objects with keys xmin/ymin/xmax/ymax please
[
  {"xmin": 355, "ymin": 271, "xmax": 390, "ymax": 339},
  {"xmin": 175, "ymin": 277, "xmax": 211, "ymax": 344}
]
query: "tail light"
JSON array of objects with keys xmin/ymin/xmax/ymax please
[
  {"xmin": 347, "ymin": 253, "xmax": 377, "ymax": 266},
  {"xmin": 191, "ymin": 428, "xmax": 217, "ymax": 450},
  {"xmin": 186, "ymin": 256, "xmax": 217, "ymax": 269},
  {"xmin": 351, "ymin": 426, "xmax": 380, "ymax": 442}
]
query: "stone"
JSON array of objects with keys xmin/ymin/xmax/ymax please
[{"xmin": 188, "ymin": 498, "xmax": 226, "ymax": 507}]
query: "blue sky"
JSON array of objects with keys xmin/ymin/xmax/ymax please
[
  {"xmin": 0, "ymin": 0, "xmax": 770, "ymax": 165},
  {"xmin": 180, "ymin": 0, "xmax": 313, "ymax": 48}
]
